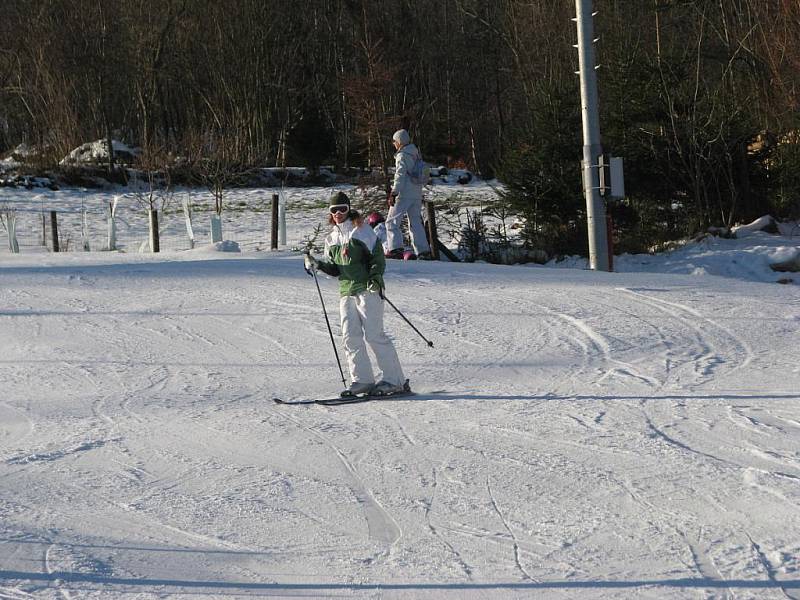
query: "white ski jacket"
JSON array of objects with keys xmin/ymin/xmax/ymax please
[{"xmin": 391, "ymin": 143, "xmax": 423, "ymax": 202}]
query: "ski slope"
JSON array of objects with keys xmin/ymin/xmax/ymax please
[{"xmin": 1, "ymin": 241, "xmax": 799, "ymax": 598}]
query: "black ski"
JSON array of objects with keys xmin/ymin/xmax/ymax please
[{"xmin": 273, "ymin": 390, "xmax": 415, "ymax": 406}]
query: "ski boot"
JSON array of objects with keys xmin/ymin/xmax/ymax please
[
  {"xmin": 341, "ymin": 381, "xmax": 375, "ymax": 398},
  {"xmin": 371, "ymin": 379, "xmax": 411, "ymax": 397}
]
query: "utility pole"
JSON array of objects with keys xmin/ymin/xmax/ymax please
[{"xmin": 574, "ymin": 0, "xmax": 610, "ymax": 271}]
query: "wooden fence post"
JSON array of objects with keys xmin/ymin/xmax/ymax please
[
  {"xmin": 425, "ymin": 200, "xmax": 440, "ymax": 260},
  {"xmin": 271, "ymin": 194, "xmax": 279, "ymax": 250},
  {"xmin": 50, "ymin": 211, "xmax": 59, "ymax": 252},
  {"xmin": 149, "ymin": 209, "xmax": 160, "ymax": 253}
]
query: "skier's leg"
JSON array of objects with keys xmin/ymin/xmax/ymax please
[
  {"xmin": 358, "ymin": 291, "xmax": 405, "ymax": 387},
  {"xmin": 406, "ymin": 196, "xmax": 430, "ymax": 255},
  {"xmin": 385, "ymin": 198, "xmax": 409, "ymax": 253},
  {"xmin": 340, "ymin": 295, "xmax": 374, "ymax": 385}
]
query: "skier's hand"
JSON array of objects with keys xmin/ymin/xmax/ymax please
[
  {"xmin": 303, "ymin": 254, "xmax": 318, "ymax": 275},
  {"xmin": 367, "ymin": 277, "xmax": 384, "ymax": 298}
]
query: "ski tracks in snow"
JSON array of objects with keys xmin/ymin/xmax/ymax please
[
  {"xmin": 0, "ymin": 402, "xmax": 34, "ymax": 462},
  {"xmin": 4, "ymin": 257, "xmax": 799, "ymax": 595},
  {"xmin": 618, "ymin": 287, "xmax": 756, "ymax": 387},
  {"xmin": 264, "ymin": 405, "xmax": 403, "ymax": 561},
  {"xmin": 543, "ymin": 284, "xmax": 756, "ymax": 394},
  {"xmin": 43, "ymin": 543, "xmax": 74, "ymax": 600},
  {"xmin": 638, "ymin": 407, "xmax": 800, "ymax": 594},
  {"xmin": 745, "ymin": 533, "xmax": 800, "ymax": 600},
  {"xmin": 485, "ymin": 473, "xmax": 537, "ymax": 583},
  {"xmin": 470, "ymin": 283, "xmax": 759, "ymax": 395},
  {"xmin": 452, "ymin": 284, "xmax": 667, "ymax": 395},
  {"xmin": 446, "ymin": 282, "xmax": 798, "ymax": 591},
  {"xmin": 553, "ymin": 310, "xmax": 662, "ymax": 389},
  {"xmin": 683, "ymin": 528, "xmax": 735, "ymax": 599},
  {"xmin": 0, "ymin": 588, "xmax": 36, "ymax": 600},
  {"xmin": 421, "ymin": 467, "xmax": 474, "ymax": 579}
]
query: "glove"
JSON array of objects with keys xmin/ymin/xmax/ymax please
[
  {"xmin": 387, "ymin": 192, "xmax": 397, "ymax": 208},
  {"xmin": 303, "ymin": 254, "xmax": 318, "ymax": 275},
  {"xmin": 367, "ymin": 276, "xmax": 384, "ymax": 298}
]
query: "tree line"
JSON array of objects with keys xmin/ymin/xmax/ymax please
[{"xmin": 1, "ymin": 0, "xmax": 798, "ymax": 252}]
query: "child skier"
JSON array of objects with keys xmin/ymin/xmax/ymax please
[
  {"xmin": 367, "ymin": 211, "xmax": 390, "ymax": 254},
  {"xmin": 304, "ymin": 192, "xmax": 408, "ymax": 397}
]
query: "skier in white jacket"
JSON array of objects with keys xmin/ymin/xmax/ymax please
[
  {"xmin": 304, "ymin": 192, "xmax": 408, "ymax": 397},
  {"xmin": 385, "ymin": 129, "xmax": 432, "ymax": 259}
]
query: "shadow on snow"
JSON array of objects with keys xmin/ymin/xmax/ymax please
[{"xmin": 1, "ymin": 569, "xmax": 798, "ymax": 592}]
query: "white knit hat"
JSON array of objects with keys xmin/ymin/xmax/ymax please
[{"xmin": 392, "ymin": 129, "xmax": 410, "ymax": 146}]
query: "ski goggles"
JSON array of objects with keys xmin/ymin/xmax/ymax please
[{"xmin": 329, "ymin": 204, "xmax": 349, "ymax": 214}]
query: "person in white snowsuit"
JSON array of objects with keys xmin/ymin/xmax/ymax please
[
  {"xmin": 304, "ymin": 192, "xmax": 407, "ymax": 396},
  {"xmin": 385, "ymin": 129, "xmax": 432, "ymax": 259}
]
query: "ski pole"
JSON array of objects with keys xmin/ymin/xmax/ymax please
[
  {"xmin": 308, "ymin": 262, "xmax": 348, "ymax": 390},
  {"xmin": 381, "ymin": 293, "xmax": 434, "ymax": 348}
]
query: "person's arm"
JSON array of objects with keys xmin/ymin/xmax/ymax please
[
  {"xmin": 391, "ymin": 151, "xmax": 409, "ymax": 197},
  {"xmin": 316, "ymin": 239, "xmax": 341, "ymax": 276},
  {"xmin": 316, "ymin": 259, "xmax": 340, "ymax": 277},
  {"xmin": 366, "ymin": 238, "xmax": 386, "ymax": 293}
]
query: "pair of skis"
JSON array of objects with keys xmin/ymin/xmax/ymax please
[
  {"xmin": 273, "ymin": 389, "xmax": 414, "ymax": 406},
  {"xmin": 275, "ymin": 379, "xmax": 414, "ymax": 406}
]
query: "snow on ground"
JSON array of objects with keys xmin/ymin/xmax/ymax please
[
  {"xmin": 550, "ymin": 230, "xmax": 800, "ymax": 286},
  {"xmin": 1, "ymin": 187, "xmax": 799, "ymax": 599}
]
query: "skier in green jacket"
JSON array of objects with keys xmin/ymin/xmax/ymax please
[{"xmin": 304, "ymin": 191, "xmax": 407, "ymax": 396}]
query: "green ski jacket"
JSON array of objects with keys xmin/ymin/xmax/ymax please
[{"xmin": 317, "ymin": 218, "xmax": 386, "ymax": 296}]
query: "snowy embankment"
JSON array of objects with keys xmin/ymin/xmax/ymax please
[
  {"xmin": 550, "ymin": 220, "xmax": 800, "ymax": 287},
  {"xmin": 1, "ymin": 236, "xmax": 799, "ymax": 598}
]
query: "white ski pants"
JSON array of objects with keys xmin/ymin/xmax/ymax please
[
  {"xmin": 385, "ymin": 194, "xmax": 431, "ymax": 255},
  {"xmin": 340, "ymin": 291, "xmax": 405, "ymax": 386}
]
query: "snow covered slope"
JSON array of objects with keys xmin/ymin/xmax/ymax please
[{"xmin": 1, "ymin": 248, "xmax": 799, "ymax": 598}]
